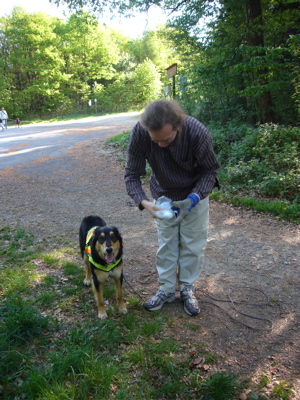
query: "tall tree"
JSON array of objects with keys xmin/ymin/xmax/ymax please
[
  {"xmin": 0, "ymin": 7, "xmax": 66, "ymax": 116},
  {"xmin": 246, "ymin": 0, "xmax": 273, "ymax": 122},
  {"xmin": 56, "ymin": 11, "xmax": 121, "ymax": 110}
]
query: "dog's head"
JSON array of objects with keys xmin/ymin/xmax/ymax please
[{"xmin": 91, "ymin": 226, "xmax": 123, "ymax": 266}]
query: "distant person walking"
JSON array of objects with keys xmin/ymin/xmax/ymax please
[
  {"xmin": 15, "ymin": 117, "xmax": 21, "ymax": 128},
  {"xmin": 0, "ymin": 107, "xmax": 8, "ymax": 129}
]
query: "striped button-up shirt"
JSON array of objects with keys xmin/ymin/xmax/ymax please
[{"xmin": 124, "ymin": 116, "xmax": 219, "ymax": 209}]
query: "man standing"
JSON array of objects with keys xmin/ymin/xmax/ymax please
[
  {"xmin": 0, "ymin": 107, "xmax": 8, "ymax": 129},
  {"xmin": 124, "ymin": 99, "xmax": 219, "ymax": 316}
]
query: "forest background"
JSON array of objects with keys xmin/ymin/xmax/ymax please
[
  {"xmin": 0, "ymin": 0, "xmax": 299, "ymax": 220},
  {"xmin": 1, "ymin": 0, "xmax": 299, "ymax": 124}
]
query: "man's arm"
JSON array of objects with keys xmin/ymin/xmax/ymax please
[{"xmin": 124, "ymin": 124, "xmax": 150, "ymax": 210}]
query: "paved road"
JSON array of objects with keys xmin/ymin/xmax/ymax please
[{"xmin": 0, "ymin": 112, "xmax": 140, "ymax": 171}]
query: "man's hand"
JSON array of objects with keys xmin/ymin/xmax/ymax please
[
  {"xmin": 141, "ymin": 199, "xmax": 164, "ymax": 219},
  {"xmin": 170, "ymin": 194, "xmax": 200, "ymax": 227},
  {"xmin": 170, "ymin": 198, "xmax": 192, "ymax": 226}
]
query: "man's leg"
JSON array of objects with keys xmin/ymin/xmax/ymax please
[
  {"xmin": 155, "ymin": 217, "xmax": 179, "ymax": 293},
  {"xmin": 177, "ymin": 197, "xmax": 209, "ymax": 316},
  {"xmin": 177, "ymin": 196, "xmax": 209, "ymax": 289},
  {"xmin": 143, "ymin": 214, "xmax": 179, "ymax": 311}
]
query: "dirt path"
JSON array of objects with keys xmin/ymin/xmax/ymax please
[{"xmin": 0, "ymin": 132, "xmax": 299, "ymax": 398}]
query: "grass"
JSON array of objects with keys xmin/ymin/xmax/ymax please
[
  {"xmin": 0, "ymin": 296, "xmax": 51, "ymax": 345},
  {"xmin": 0, "ymin": 227, "xmax": 293, "ymax": 399},
  {"xmin": 200, "ymin": 372, "xmax": 239, "ymax": 400},
  {"xmin": 211, "ymin": 191, "xmax": 300, "ymax": 223}
]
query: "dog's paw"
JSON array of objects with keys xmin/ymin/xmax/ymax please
[
  {"xmin": 83, "ymin": 278, "xmax": 92, "ymax": 286},
  {"xmin": 119, "ymin": 305, "xmax": 128, "ymax": 315},
  {"xmin": 98, "ymin": 311, "xmax": 108, "ymax": 320}
]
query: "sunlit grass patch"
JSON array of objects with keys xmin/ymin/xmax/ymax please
[
  {"xmin": 0, "ymin": 264, "xmax": 40, "ymax": 296},
  {"xmin": 40, "ymin": 247, "xmax": 75, "ymax": 268},
  {"xmin": 0, "ymin": 227, "xmax": 39, "ymax": 266}
]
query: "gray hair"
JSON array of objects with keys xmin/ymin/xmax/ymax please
[{"xmin": 140, "ymin": 99, "xmax": 185, "ymax": 131}]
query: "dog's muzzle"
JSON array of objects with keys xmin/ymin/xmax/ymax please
[{"xmin": 105, "ymin": 247, "xmax": 115, "ymax": 264}]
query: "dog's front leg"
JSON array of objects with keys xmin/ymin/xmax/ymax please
[
  {"xmin": 92, "ymin": 274, "xmax": 107, "ymax": 319},
  {"xmin": 112, "ymin": 269, "xmax": 127, "ymax": 315},
  {"xmin": 83, "ymin": 256, "xmax": 92, "ymax": 286}
]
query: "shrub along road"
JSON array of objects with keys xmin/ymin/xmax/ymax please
[{"xmin": 0, "ymin": 114, "xmax": 299, "ymax": 398}]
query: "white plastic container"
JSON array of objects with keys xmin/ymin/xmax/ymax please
[{"xmin": 155, "ymin": 196, "xmax": 174, "ymax": 219}]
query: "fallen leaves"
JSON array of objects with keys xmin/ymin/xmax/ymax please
[{"xmin": 189, "ymin": 356, "xmax": 210, "ymax": 371}]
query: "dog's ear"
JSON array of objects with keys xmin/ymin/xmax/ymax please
[
  {"xmin": 93, "ymin": 228, "xmax": 105, "ymax": 244},
  {"xmin": 90, "ymin": 230, "xmax": 106, "ymax": 266}
]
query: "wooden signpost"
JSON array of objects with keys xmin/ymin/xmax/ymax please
[{"xmin": 166, "ymin": 63, "xmax": 177, "ymax": 99}]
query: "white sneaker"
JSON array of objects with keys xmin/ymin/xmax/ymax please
[{"xmin": 144, "ymin": 289, "xmax": 175, "ymax": 311}]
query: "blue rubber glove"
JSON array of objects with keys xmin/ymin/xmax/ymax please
[{"xmin": 170, "ymin": 194, "xmax": 200, "ymax": 227}]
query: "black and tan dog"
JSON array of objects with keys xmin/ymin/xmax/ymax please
[{"xmin": 79, "ymin": 215, "xmax": 127, "ymax": 319}]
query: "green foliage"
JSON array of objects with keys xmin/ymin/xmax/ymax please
[
  {"xmin": 106, "ymin": 130, "xmax": 131, "ymax": 151},
  {"xmin": 288, "ymin": 34, "xmax": 300, "ymax": 115},
  {"xmin": 211, "ymin": 123, "xmax": 299, "ymax": 206},
  {"xmin": 129, "ymin": 58, "xmax": 163, "ymax": 106},
  {"xmin": 126, "ymin": 29, "xmax": 177, "ymax": 78}
]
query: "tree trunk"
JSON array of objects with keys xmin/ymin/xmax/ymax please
[{"xmin": 247, "ymin": 0, "xmax": 275, "ymax": 123}]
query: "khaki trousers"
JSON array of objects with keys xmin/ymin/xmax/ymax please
[{"xmin": 155, "ymin": 196, "xmax": 209, "ymax": 293}]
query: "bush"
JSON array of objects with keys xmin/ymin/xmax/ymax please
[{"xmin": 210, "ymin": 123, "xmax": 299, "ymax": 203}]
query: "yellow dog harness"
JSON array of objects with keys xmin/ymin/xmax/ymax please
[{"xmin": 85, "ymin": 226, "xmax": 122, "ymax": 272}]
